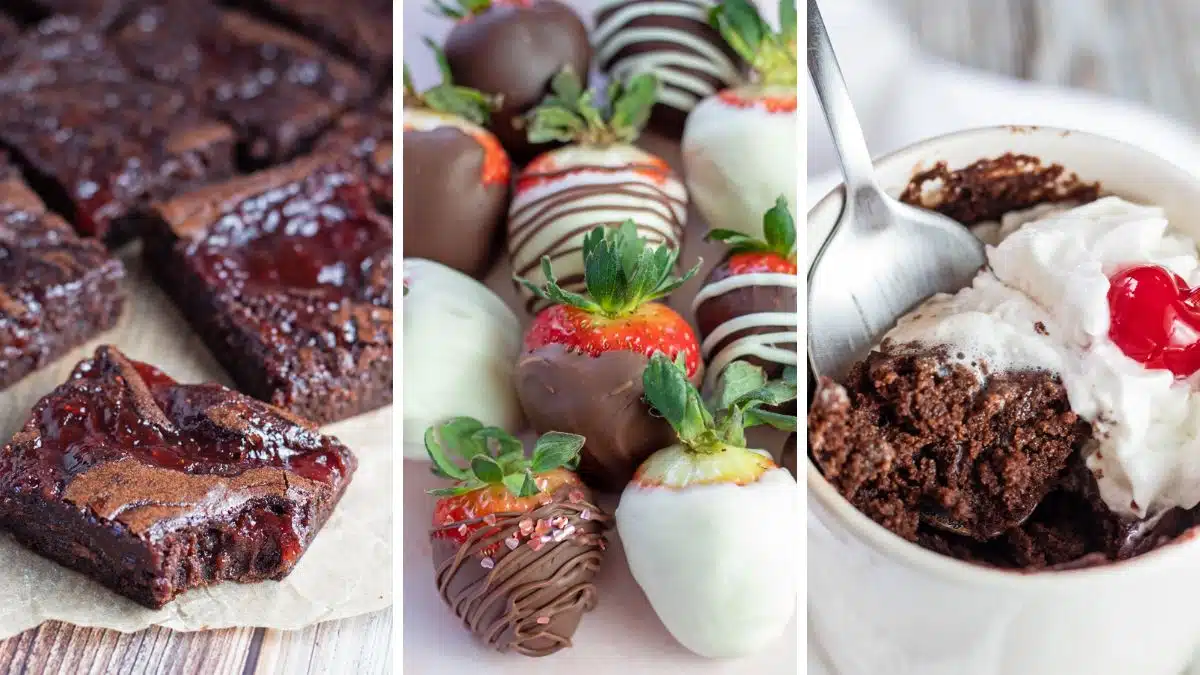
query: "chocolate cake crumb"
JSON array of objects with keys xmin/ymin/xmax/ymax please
[
  {"xmin": 809, "ymin": 348, "xmax": 1091, "ymax": 545},
  {"xmin": 898, "ymin": 153, "xmax": 1100, "ymax": 226}
]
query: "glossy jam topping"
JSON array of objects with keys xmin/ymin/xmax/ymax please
[
  {"xmin": 190, "ymin": 167, "xmax": 390, "ymax": 300},
  {"xmin": 32, "ymin": 351, "xmax": 349, "ymax": 484},
  {"xmin": 1108, "ymin": 264, "xmax": 1200, "ymax": 378}
]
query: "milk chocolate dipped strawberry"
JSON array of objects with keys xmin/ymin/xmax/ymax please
[
  {"xmin": 509, "ymin": 70, "xmax": 688, "ymax": 314},
  {"xmin": 594, "ymin": 0, "xmax": 746, "ymax": 139},
  {"xmin": 515, "ymin": 222, "xmax": 701, "ymax": 492},
  {"xmin": 426, "ymin": 418, "xmax": 609, "ymax": 657},
  {"xmin": 682, "ymin": 0, "xmax": 797, "ymax": 238},
  {"xmin": 617, "ymin": 356, "xmax": 797, "ymax": 658},
  {"xmin": 435, "ymin": 0, "xmax": 591, "ymax": 163},
  {"xmin": 404, "ymin": 41, "xmax": 511, "ymax": 279},
  {"xmin": 693, "ymin": 197, "xmax": 798, "ymax": 395}
]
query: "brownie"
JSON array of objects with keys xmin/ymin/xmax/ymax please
[
  {"xmin": 316, "ymin": 92, "xmax": 392, "ymax": 211},
  {"xmin": 6, "ymin": 0, "xmax": 139, "ymax": 28},
  {"xmin": 0, "ymin": 17, "xmax": 237, "ymax": 244},
  {"xmin": 0, "ymin": 345, "xmax": 356, "ymax": 608},
  {"xmin": 239, "ymin": 0, "xmax": 392, "ymax": 75},
  {"xmin": 114, "ymin": 2, "xmax": 371, "ymax": 166},
  {"xmin": 0, "ymin": 153, "xmax": 125, "ymax": 391},
  {"xmin": 0, "ymin": 15, "xmax": 19, "ymax": 43},
  {"xmin": 142, "ymin": 155, "xmax": 393, "ymax": 424}
]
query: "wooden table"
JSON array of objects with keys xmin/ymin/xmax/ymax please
[
  {"xmin": 894, "ymin": 0, "xmax": 1200, "ymax": 125},
  {"xmin": 0, "ymin": 611, "xmax": 392, "ymax": 674}
]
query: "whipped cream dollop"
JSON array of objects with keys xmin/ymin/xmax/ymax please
[{"xmin": 885, "ymin": 196, "xmax": 1200, "ymax": 520}]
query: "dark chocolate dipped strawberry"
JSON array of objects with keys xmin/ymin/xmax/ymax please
[
  {"xmin": 403, "ymin": 41, "xmax": 511, "ymax": 279},
  {"xmin": 594, "ymin": 0, "xmax": 747, "ymax": 139},
  {"xmin": 682, "ymin": 0, "xmax": 797, "ymax": 239},
  {"xmin": 508, "ymin": 69, "xmax": 688, "ymax": 315},
  {"xmin": 434, "ymin": 0, "xmax": 591, "ymax": 163},
  {"xmin": 693, "ymin": 196, "xmax": 798, "ymax": 399},
  {"xmin": 514, "ymin": 221, "xmax": 701, "ymax": 492},
  {"xmin": 426, "ymin": 417, "xmax": 609, "ymax": 657}
]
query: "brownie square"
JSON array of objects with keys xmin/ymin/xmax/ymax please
[
  {"xmin": 0, "ymin": 345, "xmax": 357, "ymax": 608},
  {"xmin": 114, "ymin": 3, "xmax": 371, "ymax": 166},
  {"xmin": 242, "ymin": 0, "xmax": 392, "ymax": 75},
  {"xmin": 316, "ymin": 92, "xmax": 392, "ymax": 211},
  {"xmin": 0, "ymin": 17, "xmax": 237, "ymax": 244},
  {"xmin": 143, "ymin": 156, "xmax": 393, "ymax": 424},
  {"xmin": 7, "ymin": 0, "xmax": 139, "ymax": 28},
  {"xmin": 0, "ymin": 153, "xmax": 125, "ymax": 391}
]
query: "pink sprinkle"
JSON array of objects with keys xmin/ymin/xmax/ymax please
[
  {"xmin": 518, "ymin": 519, "xmax": 534, "ymax": 535},
  {"xmin": 580, "ymin": 509, "xmax": 592, "ymax": 521},
  {"xmin": 551, "ymin": 515, "xmax": 569, "ymax": 529},
  {"xmin": 481, "ymin": 557, "xmax": 495, "ymax": 569},
  {"xmin": 528, "ymin": 538, "xmax": 545, "ymax": 552},
  {"xmin": 505, "ymin": 537, "xmax": 520, "ymax": 550},
  {"xmin": 483, "ymin": 513, "xmax": 497, "ymax": 526},
  {"xmin": 534, "ymin": 519, "xmax": 551, "ymax": 536},
  {"xmin": 536, "ymin": 616, "xmax": 550, "ymax": 625},
  {"xmin": 568, "ymin": 490, "xmax": 585, "ymax": 503},
  {"xmin": 598, "ymin": 538, "xmax": 607, "ymax": 551},
  {"xmin": 552, "ymin": 528, "xmax": 569, "ymax": 542}
]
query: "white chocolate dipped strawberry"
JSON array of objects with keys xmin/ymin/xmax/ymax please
[
  {"xmin": 682, "ymin": 0, "xmax": 797, "ymax": 239},
  {"xmin": 616, "ymin": 355, "xmax": 797, "ymax": 659},
  {"xmin": 508, "ymin": 70, "xmax": 688, "ymax": 314}
]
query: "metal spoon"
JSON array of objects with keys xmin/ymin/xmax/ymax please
[{"xmin": 806, "ymin": 0, "xmax": 986, "ymax": 382}]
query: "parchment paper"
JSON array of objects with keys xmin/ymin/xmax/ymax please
[
  {"xmin": 401, "ymin": 2, "xmax": 796, "ymax": 667},
  {"xmin": 0, "ymin": 246, "xmax": 393, "ymax": 639}
]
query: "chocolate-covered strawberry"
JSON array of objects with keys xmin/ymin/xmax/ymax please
[
  {"xmin": 509, "ymin": 70, "xmax": 687, "ymax": 314},
  {"xmin": 682, "ymin": 0, "xmax": 797, "ymax": 238},
  {"xmin": 693, "ymin": 196, "xmax": 798, "ymax": 395},
  {"xmin": 515, "ymin": 221, "xmax": 701, "ymax": 492},
  {"xmin": 403, "ymin": 42, "xmax": 511, "ymax": 279},
  {"xmin": 594, "ymin": 0, "xmax": 746, "ymax": 139},
  {"xmin": 426, "ymin": 417, "xmax": 609, "ymax": 657},
  {"xmin": 435, "ymin": 0, "xmax": 591, "ymax": 163},
  {"xmin": 617, "ymin": 356, "xmax": 797, "ymax": 658}
]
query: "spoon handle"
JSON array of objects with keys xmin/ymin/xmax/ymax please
[{"xmin": 807, "ymin": 0, "xmax": 883, "ymax": 200}]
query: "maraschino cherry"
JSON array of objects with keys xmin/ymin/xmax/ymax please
[{"xmin": 1108, "ymin": 264, "xmax": 1200, "ymax": 378}]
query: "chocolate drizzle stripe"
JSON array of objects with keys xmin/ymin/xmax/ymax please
[
  {"xmin": 515, "ymin": 163, "xmax": 676, "ymax": 185},
  {"xmin": 509, "ymin": 197, "xmax": 682, "ymax": 257},
  {"xmin": 433, "ymin": 499, "xmax": 610, "ymax": 657},
  {"xmin": 513, "ymin": 218, "xmax": 678, "ymax": 277},
  {"xmin": 509, "ymin": 181, "xmax": 686, "ymax": 244}
]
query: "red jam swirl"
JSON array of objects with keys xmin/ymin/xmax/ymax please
[{"xmin": 1108, "ymin": 264, "xmax": 1200, "ymax": 378}]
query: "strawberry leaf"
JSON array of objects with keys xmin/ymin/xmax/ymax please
[
  {"xmin": 435, "ymin": 417, "xmax": 486, "ymax": 461},
  {"xmin": 471, "ymin": 455, "xmax": 504, "ymax": 484},
  {"xmin": 711, "ymin": 360, "xmax": 768, "ymax": 411},
  {"xmin": 516, "ymin": 222, "xmax": 693, "ymax": 318},
  {"xmin": 524, "ymin": 67, "xmax": 657, "ymax": 146},
  {"xmin": 745, "ymin": 406, "xmax": 798, "ymax": 432},
  {"xmin": 407, "ymin": 39, "xmax": 498, "ymax": 125},
  {"xmin": 473, "ymin": 426, "xmax": 523, "ymax": 458},
  {"xmin": 428, "ymin": 0, "xmax": 492, "ymax": 19},
  {"xmin": 710, "ymin": 0, "xmax": 797, "ymax": 87},
  {"xmin": 503, "ymin": 470, "xmax": 540, "ymax": 499},
  {"xmin": 531, "ymin": 432, "xmax": 586, "ymax": 473},
  {"xmin": 762, "ymin": 196, "xmax": 796, "ymax": 254},
  {"xmin": 643, "ymin": 352, "xmax": 711, "ymax": 444}
]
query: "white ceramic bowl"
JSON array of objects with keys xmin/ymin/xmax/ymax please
[{"xmin": 807, "ymin": 126, "xmax": 1200, "ymax": 675}]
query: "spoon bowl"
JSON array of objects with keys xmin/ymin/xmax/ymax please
[{"xmin": 806, "ymin": 1, "xmax": 987, "ymax": 381}]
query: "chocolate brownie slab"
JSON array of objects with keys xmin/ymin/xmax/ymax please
[
  {"xmin": 316, "ymin": 92, "xmax": 392, "ymax": 210},
  {"xmin": 0, "ymin": 154, "xmax": 124, "ymax": 391},
  {"xmin": 143, "ymin": 156, "xmax": 393, "ymax": 424},
  {"xmin": 114, "ymin": 3, "xmax": 371, "ymax": 166},
  {"xmin": 0, "ymin": 345, "xmax": 357, "ymax": 608},
  {"xmin": 240, "ymin": 0, "xmax": 393, "ymax": 74},
  {"xmin": 0, "ymin": 17, "xmax": 236, "ymax": 244},
  {"xmin": 7, "ymin": 0, "xmax": 139, "ymax": 28}
]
